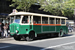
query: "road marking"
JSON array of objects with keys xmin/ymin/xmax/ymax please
[
  {"xmin": 41, "ymin": 41, "xmax": 75, "ymax": 50},
  {"xmin": 0, "ymin": 45, "xmax": 15, "ymax": 49}
]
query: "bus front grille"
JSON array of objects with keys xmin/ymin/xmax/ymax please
[{"xmin": 11, "ymin": 25, "xmax": 15, "ymax": 32}]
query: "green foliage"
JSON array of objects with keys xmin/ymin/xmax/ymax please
[
  {"xmin": 40, "ymin": 0, "xmax": 75, "ymax": 17},
  {"xmin": 9, "ymin": 0, "xmax": 45, "ymax": 12},
  {"xmin": 9, "ymin": 0, "xmax": 38, "ymax": 12}
]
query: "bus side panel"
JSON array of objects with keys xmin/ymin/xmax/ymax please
[
  {"xmin": 49, "ymin": 26, "xmax": 56, "ymax": 31},
  {"xmin": 56, "ymin": 26, "xmax": 61, "ymax": 32},
  {"xmin": 61, "ymin": 26, "xmax": 68, "ymax": 34},
  {"xmin": 56, "ymin": 26, "xmax": 68, "ymax": 34},
  {"xmin": 19, "ymin": 25, "xmax": 30, "ymax": 34},
  {"xmin": 42, "ymin": 26, "xmax": 49, "ymax": 32},
  {"xmin": 33, "ymin": 25, "xmax": 56, "ymax": 34},
  {"xmin": 42, "ymin": 26, "xmax": 56, "ymax": 32},
  {"xmin": 33, "ymin": 25, "xmax": 41, "ymax": 34}
]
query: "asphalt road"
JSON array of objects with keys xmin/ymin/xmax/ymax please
[{"xmin": 0, "ymin": 32, "xmax": 75, "ymax": 50}]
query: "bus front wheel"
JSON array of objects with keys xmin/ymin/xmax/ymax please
[{"xmin": 25, "ymin": 31, "xmax": 35, "ymax": 41}]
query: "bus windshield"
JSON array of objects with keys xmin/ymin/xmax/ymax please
[{"xmin": 14, "ymin": 15, "xmax": 21, "ymax": 23}]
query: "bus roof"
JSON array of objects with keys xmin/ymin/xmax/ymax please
[{"xmin": 9, "ymin": 12, "xmax": 68, "ymax": 19}]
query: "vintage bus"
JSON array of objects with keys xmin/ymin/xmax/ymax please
[{"xmin": 8, "ymin": 12, "xmax": 68, "ymax": 41}]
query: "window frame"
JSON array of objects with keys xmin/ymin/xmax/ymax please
[
  {"xmin": 33, "ymin": 15, "xmax": 41, "ymax": 24},
  {"xmin": 61, "ymin": 19, "xmax": 66, "ymax": 25},
  {"xmin": 42, "ymin": 16, "xmax": 48, "ymax": 24},
  {"xmin": 19, "ymin": 15, "xmax": 66, "ymax": 25},
  {"xmin": 49, "ymin": 17, "xmax": 56, "ymax": 24},
  {"xmin": 56, "ymin": 18, "xmax": 61, "ymax": 24},
  {"xmin": 20, "ymin": 15, "xmax": 30, "ymax": 25}
]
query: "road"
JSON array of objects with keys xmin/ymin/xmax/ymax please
[{"xmin": 0, "ymin": 32, "xmax": 75, "ymax": 50}]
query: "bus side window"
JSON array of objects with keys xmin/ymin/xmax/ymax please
[
  {"xmin": 42, "ymin": 17, "xmax": 48, "ymax": 24},
  {"xmin": 33, "ymin": 16, "xmax": 41, "ymax": 24},
  {"xmin": 61, "ymin": 19, "xmax": 65, "ymax": 24},
  {"xmin": 50, "ymin": 18, "xmax": 54, "ymax": 24},
  {"xmin": 22, "ymin": 16, "xmax": 28, "ymax": 24},
  {"xmin": 56, "ymin": 18, "xmax": 60, "ymax": 24}
]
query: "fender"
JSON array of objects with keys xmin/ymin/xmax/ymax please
[{"xmin": 25, "ymin": 29, "xmax": 37, "ymax": 37}]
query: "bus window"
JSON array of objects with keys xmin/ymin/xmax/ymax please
[
  {"xmin": 42, "ymin": 17, "xmax": 48, "ymax": 24},
  {"xmin": 50, "ymin": 18, "xmax": 55, "ymax": 24},
  {"xmin": 10, "ymin": 16, "xmax": 14, "ymax": 23},
  {"xmin": 22, "ymin": 16, "xmax": 28, "ymax": 24},
  {"xmin": 33, "ymin": 16, "xmax": 41, "ymax": 24},
  {"xmin": 14, "ymin": 15, "xmax": 21, "ymax": 23},
  {"xmin": 61, "ymin": 19, "xmax": 65, "ymax": 24},
  {"xmin": 56, "ymin": 18, "xmax": 60, "ymax": 24}
]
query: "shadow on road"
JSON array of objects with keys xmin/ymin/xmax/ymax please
[
  {"xmin": 0, "ymin": 43, "xmax": 55, "ymax": 50},
  {"xmin": 63, "ymin": 34, "xmax": 73, "ymax": 37}
]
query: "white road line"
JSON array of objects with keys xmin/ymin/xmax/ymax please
[{"xmin": 41, "ymin": 41, "xmax": 75, "ymax": 50}]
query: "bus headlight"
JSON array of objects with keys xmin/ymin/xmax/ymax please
[{"xmin": 16, "ymin": 30, "xmax": 19, "ymax": 33}]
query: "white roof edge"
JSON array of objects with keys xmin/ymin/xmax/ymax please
[{"xmin": 8, "ymin": 12, "xmax": 68, "ymax": 19}]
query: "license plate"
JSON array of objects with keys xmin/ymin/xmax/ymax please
[{"xmin": 11, "ymin": 33, "xmax": 15, "ymax": 34}]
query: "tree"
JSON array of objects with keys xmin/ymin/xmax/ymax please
[
  {"xmin": 40, "ymin": 0, "xmax": 75, "ymax": 17},
  {"xmin": 9, "ymin": 0, "xmax": 44, "ymax": 12}
]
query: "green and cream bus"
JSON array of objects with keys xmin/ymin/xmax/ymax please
[{"xmin": 9, "ymin": 12, "xmax": 68, "ymax": 41}]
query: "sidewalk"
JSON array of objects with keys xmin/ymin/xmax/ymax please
[
  {"xmin": 0, "ymin": 34, "xmax": 11, "ymax": 39},
  {"xmin": 0, "ymin": 37, "xmax": 13, "ymax": 41}
]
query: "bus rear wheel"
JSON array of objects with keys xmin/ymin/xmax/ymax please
[
  {"xmin": 14, "ymin": 35, "xmax": 21, "ymax": 41},
  {"xmin": 58, "ymin": 30, "xmax": 64, "ymax": 37}
]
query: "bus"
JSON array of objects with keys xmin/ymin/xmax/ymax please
[{"xmin": 8, "ymin": 12, "xmax": 68, "ymax": 41}]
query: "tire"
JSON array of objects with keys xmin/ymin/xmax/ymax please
[
  {"xmin": 29, "ymin": 31, "xmax": 35, "ymax": 40},
  {"xmin": 25, "ymin": 31, "xmax": 35, "ymax": 41},
  {"xmin": 14, "ymin": 35, "xmax": 21, "ymax": 41},
  {"xmin": 25, "ymin": 36, "xmax": 30, "ymax": 41}
]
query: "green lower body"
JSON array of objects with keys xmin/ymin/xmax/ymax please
[
  {"xmin": 10, "ymin": 25, "xmax": 68, "ymax": 36},
  {"xmin": 10, "ymin": 25, "xmax": 68, "ymax": 41},
  {"xmin": 33, "ymin": 25, "xmax": 68, "ymax": 34}
]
